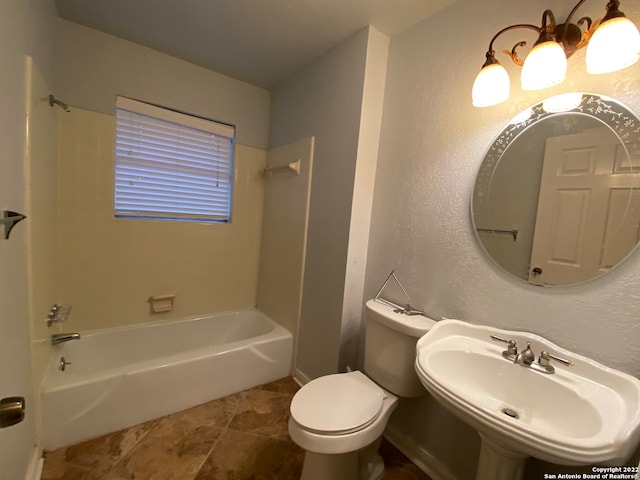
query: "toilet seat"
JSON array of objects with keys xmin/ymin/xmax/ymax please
[{"xmin": 290, "ymin": 371, "xmax": 384, "ymax": 435}]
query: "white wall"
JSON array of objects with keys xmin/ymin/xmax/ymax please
[
  {"xmin": 366, "ymin": 0, "xmax": 640, "ymax": 479},
  {"xmin": 53, "ymin": 19, "xmax": 270, "ymax": 149},
  {"xmin": 269, "ymin": 26, "xmax": 389, "ymax": 380},
  {"xmin": 0, "ymin": 0, "xmax": 56, "ymax": 477}
]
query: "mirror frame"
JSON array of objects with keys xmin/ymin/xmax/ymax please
[{"xmin": 471, "ymin": 93, "xmax": 640, "ymax": 287}]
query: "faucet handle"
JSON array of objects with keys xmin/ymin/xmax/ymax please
[
  {"xmin": 539, "ymin": 350, "xmax": 574, "ymax": 368},
  {"xmin": 490, "ymin": 335, "xmax": 518, "ymax": 355},
  {"xmin": 46, "ymin": 304, "xmax": 72, "ymax": 327}
]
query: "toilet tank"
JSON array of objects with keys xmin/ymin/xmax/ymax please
[{"xmin": 363, "ymin": 299, "xmax": 437, "ymax": 397}]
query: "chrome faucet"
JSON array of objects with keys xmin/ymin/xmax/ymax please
[
  {"xmin": 490, "ymin": 335, "xmax": 574, "ymax": 374},
  {"xmin": 514, "ymin": 342, "xmax": 535, "ymax": 366},
  {"xmin": 51, "ymin": 332, "xmax": 80, "ymax": 345}
]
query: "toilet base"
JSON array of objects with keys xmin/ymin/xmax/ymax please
[{"xmin": 299, "ymin": 438, "xmax": 385, "ymax": 480}]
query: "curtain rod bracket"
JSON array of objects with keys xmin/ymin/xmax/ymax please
[{"xmin": 261, "ymin": 158, "xmax": 301, "ymax": 176}]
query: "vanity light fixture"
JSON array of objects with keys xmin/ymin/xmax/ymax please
[{"xmin": 472, "ymin": 0, "xmax": 640, "ymax": 107}]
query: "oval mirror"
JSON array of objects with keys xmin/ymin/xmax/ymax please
[{"xmin": 471, "ymin": 93, "xmax": 640, "ymax": 286}]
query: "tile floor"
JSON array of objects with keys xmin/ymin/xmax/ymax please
[{"xmin": 42, "ymin": 377, "xmax": 432, "ymax": 480}]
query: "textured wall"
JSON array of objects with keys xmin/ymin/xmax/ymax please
[
  {"xmin": 366, "ymin": 0, "xmax": 640, "ymax": 478},
  {"xmin": 368, "ymin": 0, "xmax": 640, "ymax": 376}
]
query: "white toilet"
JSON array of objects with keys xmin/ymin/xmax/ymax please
[{"xmin": 289, "ymin": 298, "xmax": 436, "ymax": 480}]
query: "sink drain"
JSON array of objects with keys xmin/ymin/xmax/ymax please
[{"xmin": 502, "ymin": 408, "xmax": 519, "ymax": 419}]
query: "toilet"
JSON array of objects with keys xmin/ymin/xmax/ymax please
[{"xmin": 288, "ymin": 298, "xmax": 437, "ymax": 480}]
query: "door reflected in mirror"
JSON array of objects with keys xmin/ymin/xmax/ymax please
[{"xmin": 472, "ymin": 93, "xmax": 640, "ymax": 287}]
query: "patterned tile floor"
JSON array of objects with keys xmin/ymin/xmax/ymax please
[{"xmin": 42, "ymin": 377, "xmax": 431, "ymax": 480}]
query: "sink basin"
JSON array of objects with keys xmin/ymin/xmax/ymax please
[{"xmin": 415, "ymin": 320, "xmax": 640, "ymax": 480}]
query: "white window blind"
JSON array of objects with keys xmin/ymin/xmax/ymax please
[{"xmin": 114, "ymin": 96, "xmax": 235, "ymax": 222}]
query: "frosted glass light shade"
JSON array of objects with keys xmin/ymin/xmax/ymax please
[
  {"xmin": 472, "ymin": 63, "xmax": 510, "ymax": 107},
  {"xmin": 521, "ymin": 41, "xmax": 567, "ymax": 91},
  {"xmin": 586, "ymin": 17, "xmax": 640, "ymax": 74}
]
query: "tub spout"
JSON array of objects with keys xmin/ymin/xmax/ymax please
[{"xmin": 51, "ymin": 332, "xmax": 80, "ymax": 345}]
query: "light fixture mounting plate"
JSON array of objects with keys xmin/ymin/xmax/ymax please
[{"xmin": 554, "ymin": 22, "xmax": 584, "ymax": 57}]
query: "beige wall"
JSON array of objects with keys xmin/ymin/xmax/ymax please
[
  {"xmin": 56, "ymin": 108, "xmax": 267, "ymax": 331},
  {"xmin": 53, "ymin": 18, "xmax": 270, "ymax": 149}
]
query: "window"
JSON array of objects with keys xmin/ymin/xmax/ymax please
[{"xmin": 114, "ymin": 96, "xmax": 235, "ymax": 223}]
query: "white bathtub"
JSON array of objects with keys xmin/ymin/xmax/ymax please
[{"xmin": 40, "ymin": 309, "xmax": 293, "ymax": 450}]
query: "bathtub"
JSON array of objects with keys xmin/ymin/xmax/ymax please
[{"xmin": 40, "ymin": 309, "xmax": 293, "ymax": 450}]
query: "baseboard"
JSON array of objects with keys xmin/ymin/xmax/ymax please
[
  {"xmin": 384, "ymin": 424, "xmax": 460, "ymax": 480},
  {"xmin": 25, "ymin": 447, "xmax": 43, "ymax": 480},
  {"xmin": 292, "ymin": 367, "xmax": 311, "ymax": 386}
]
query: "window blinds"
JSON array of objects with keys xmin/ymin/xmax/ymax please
[{"xmin": 114, "ymin": 96, "xmax": 235, "ymax": 222}]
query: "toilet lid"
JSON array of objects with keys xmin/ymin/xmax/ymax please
[{"xmin": 290, "ymin": 371, "xmax": 384, "ymax": 435}]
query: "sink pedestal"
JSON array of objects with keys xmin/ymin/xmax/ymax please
[{"xmin": 476, "ymin": 434, "xmax": 526, "ymax": 480}]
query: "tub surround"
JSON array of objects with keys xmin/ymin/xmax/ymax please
[
  {"xmin": 257, "ymin": 136, "xmax": 315, "ymax": 368},
  {"xmin": 55, "ymin": 107, "xmax": 267, "ymax": 332},
  {"xmin": 41, "ymin": 309, "xmax": 292, "ymax": 450}
]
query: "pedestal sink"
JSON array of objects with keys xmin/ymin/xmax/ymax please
[{"xmin": 414, "ymin": 320, "xmax": 640, "ymax": 480}]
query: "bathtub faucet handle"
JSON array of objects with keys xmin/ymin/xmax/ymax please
[
  {"xmin": 47, "ymin": 304, "xmax": 72, "ymax": 327},
  {"xmin": 59, "ymin": 357, "xmax": 72, "ymax": 371},
  {"xmin": 51, "ymin": 332, "xmax": 80, "ymax": 345}
]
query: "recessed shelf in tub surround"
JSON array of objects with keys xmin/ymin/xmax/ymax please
[{"xmin": 148, "ymin": 294, "xmax": 175, "ymax": 313}]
